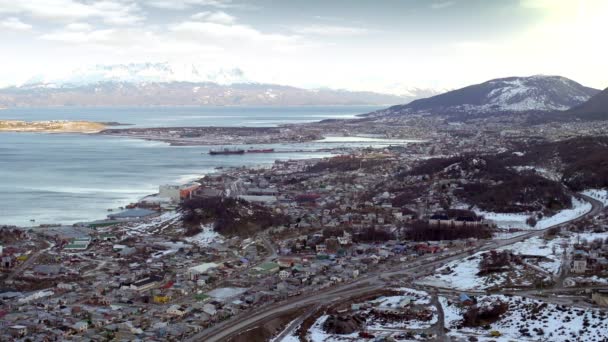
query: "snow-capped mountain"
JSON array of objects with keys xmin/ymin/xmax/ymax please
[
  {"xmin": 0, "ymin": 62, "xmax": 438, "ymax": 107},
  {"xmin": 0, "ymin": 81, "xmax": 414, "ymax": 107},
  {"xmin": 23, "ymin": 62, "xmax": 249, "ymax": 87},
  {"xmin": 368, "ymin": 75, "xmax": 600, "ymax": 119}
]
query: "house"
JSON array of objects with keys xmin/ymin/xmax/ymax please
[
  {"xmin": 72, "ymin": 321, "xmax": 88, "ymax": 333},
  {"xmin": 154, "ymin": 295, "xmax": 171, "ymax": 304},
  {"xmin": 33, "ymin": 264, "xmax": 61, "ymax": 277},
  {"xmin": 459, "ymin": 293, "xmax": 475, "ymax": 306},
  {"xmin": 167, "ymin": 305, "xmax": 186, "ymax": 317},
  {"xmin": 64, "ymin": 238, "xmax": 89, "ymax": 252},
  {"xmin": 108, "ymin": 208, "xmax": 158, "ymax": 221},
  {"xmin": 9, "ymin": 325, "xmax": 27, "ymax": 338},
  {"xmin": 130, "ymin": 275, "xmax": 163, "ymax": 292},
  {"xmin": 2, "ymin": 255, "xmax": 13, "ymax": 268},
  {"xmin": 202, "ymin": 303, "xmax": 217, "ymax": 316},
  {"xmin": 160, "ymin": 182, "xmax": 201, "ymax": 202},
  {"xmin": 188, "ymin": 262, "xmax": 219, "ymax": 280},
  {"xmin": 252, "ymin": 262, "xmax": 280, "ymax": 275},
  {"xmin": 57, "ymin": 282, "xmax": 76, "ymax": 291},
  {"xmin": 337, "ymin": 232, "xmax": 352, "ymax": 245},
  {"xmin": 572, "ymin": 258, "xmax": 587, "ymax": 274},
  {"xmin": 316, "ymin": 244, "xmax": 327, "ymax": 253},
  {"xmin": 592, "ymin": 290, "xmax": 608, "ymax": 307},
  {"xmin": 279, "ymin": 270, "xmax": 290, "ymax": 280}
]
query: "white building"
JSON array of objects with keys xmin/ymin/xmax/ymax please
[
  {"xmin": 72, "ymin": 322, "xmax": 88, "ymax": 333},
  {"xmin": 188, "ymin": 262, "xmax": 219, "ymax": 280},
  {"xmin": 159, "ymin": 185, "xmax": 181, "ymax": 202},
  {"xmin": 167, "ymin": 305, "xmax": 186, "ymax": 316},
  {"xmin": 572, "ymin": 259, "xmax": 587, "ymax": 274}
]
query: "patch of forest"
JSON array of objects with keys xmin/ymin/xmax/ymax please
[{"xmin": 180, "ymin": 196, "xmax": 288, "ymax": 237}]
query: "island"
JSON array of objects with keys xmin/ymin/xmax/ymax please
[{"xmin": 0, "ymin": 120, "xmax": 106, "ymax": 133}]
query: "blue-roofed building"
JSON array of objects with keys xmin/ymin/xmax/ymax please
[
  {"xmin": 107, "ymin": 208, "xmax": 158, "ymax": 221},
  {"xmin": 459, "ymin": 293, "xmax": 474, "ymax": 306}
]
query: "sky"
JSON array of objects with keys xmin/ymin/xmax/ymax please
[{"xmin": 0, "ymin": 0, "xmax": 606, "ymax": 94}]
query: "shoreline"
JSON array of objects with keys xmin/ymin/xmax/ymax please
[
  {"xmin": 0, "ymin": 120, "xmax": 107, "ymax": 133},
  {"xmin": 3, "ymin": 147, "xmax": 345, "ymax": 229}
]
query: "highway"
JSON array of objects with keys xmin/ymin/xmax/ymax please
[{"xmin": 188, "ymin": 194, "xmax": 604, "ymax": 341}]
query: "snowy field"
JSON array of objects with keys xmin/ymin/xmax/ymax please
[
  {"xmin": 417, "ymin": 251, "xmax": 508, "ymax": 291},
  {"xmin": 441, "ymin": 295, "xmax": 608, "ymax": 342},
  {"xmin": 279, "ymin": 288, "xmax": 438, "ymax": 342},
  {"xmin": 419, "ymin": 236, "xmax": 570, "ymax": 291},
  {"xmin": 421, "ymin": 232, "xmax": 608, "ymax": 291},
  {"xmin": 476, "ymin": 197, "xmax": 591, "ymax": 230}
]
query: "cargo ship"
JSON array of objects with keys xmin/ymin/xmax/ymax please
[
  {"xmin": 246, "ymin": 148, "xmax": 275, "ymax": 153},
  {"xmin": 208, "ymin": 148, "xmax": 245, "ymax": 155}
]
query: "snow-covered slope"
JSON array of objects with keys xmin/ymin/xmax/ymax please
[{"xmin": 369, "ymin": 75, "xmax": 599, "ymax": 119}]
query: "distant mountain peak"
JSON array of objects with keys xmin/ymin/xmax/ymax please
[
  {"xmin": 23, "ymin": 62, "xmax": 250, "ymax": 88},
  {"xmin": 369, "ymin": 75, "xmax": 600, "ymax": 120}
]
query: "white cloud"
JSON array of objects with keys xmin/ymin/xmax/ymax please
[
  {"xmin": 40, "ymin": 29, "xmax": 122, "ymax": 44},
  {"xmin": 0, "ymin": 17, "xmax": 32, "ymax": 30},
  {"xmin": 65, "ymin": 22, "xmax": 94, "ymax": 31},
  {"xmin": 191, "ymin": 11, "xmax": 236, "ymax": 24},
  {"xmin": 0, "ymin": 0, "xmax": 144, "ymax": 25},
  {"xmin": 291, "ymin": 24, "xmax": 370, "ymax": 36},
  {"xmin": 431, "ymin": 1, "xmax": 455, "ymax": 10},
  {"xmin": 520, "ymin": 0, "xmax": 562, "ymax": 8},
  {"xmin": 170, "ymin": 21, "xmax": 297, "ymax": 44},
  {"xmin": 144, "ymin": 0, "xmax": 242, "ymax": 10}
]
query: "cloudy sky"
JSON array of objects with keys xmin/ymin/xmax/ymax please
[{"xmin": 0, "ymin": 0, "xmax": 606, "ymax": 93}]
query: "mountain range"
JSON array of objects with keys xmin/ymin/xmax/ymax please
[
  {"xmin": 0, "ymin": 63, "xmax": 436, "ymax": 107},
  {"xmin": 367, "ymin": 75, "xmax": 601, "ymax": 120}
]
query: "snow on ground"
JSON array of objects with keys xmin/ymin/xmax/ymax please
[
  {"xmin": 512, "ymin": 165, "xmax": 562, "ymax": 181},
  {"xmin": 582, "ymin": 189, "xmax": 608, "ymax": 206},
  {"xmin": 301, "ymin": 288, "xmax": 438, "ymax": 341},
  {"xmin": 184, "ymin": 224, "xmax": 224, "ymax": 246},
  {"xmin": 417, "ymin": 251, "xmax": 503, "ymax": 291},
  {"xmin": 364, "ymin": 288, "xmax": 437, "ymax": 330},
  {"xmin": 477, "ymin": 197, "xmax": 591, "ymax": 230},
  {"xmin": 123, "ymin": 211, "xmax": 182, "ymax": 236},
  {"xmin": 419, "ymin": 236, "xmax": 569, "ymax": 290},
  {"xmin": 441, "ymin": 295, "xmax": 608, "ymax": 342},
  {"xmin": 496, "ymin": 236, "xmax": 565, "ymax": 274}
]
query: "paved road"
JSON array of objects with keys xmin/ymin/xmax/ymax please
[
  {"xmin": 190, "ymin": 194, "xmax": 604, "ymax": 341},
  {"xmin": 5, "ymin": 240, "xmax": 54, "ymax": 282}
]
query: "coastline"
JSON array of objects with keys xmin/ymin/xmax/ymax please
[{"xmin": 0, "ymin": 120, "xmax": 106, "ymax": 133}]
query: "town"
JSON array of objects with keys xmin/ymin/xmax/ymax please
[{"xmin": 2, "ymin": 123, "xmax": 608, "ymax": 341}]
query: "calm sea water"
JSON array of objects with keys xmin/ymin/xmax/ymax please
[{"xmin": 0, "ymin": 106, "xmax": 380, "ymax": 226}]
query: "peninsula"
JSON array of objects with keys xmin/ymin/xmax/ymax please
[{"xmin": 0, "ymin": 120, "xmax": 106, "ymax": 133}]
